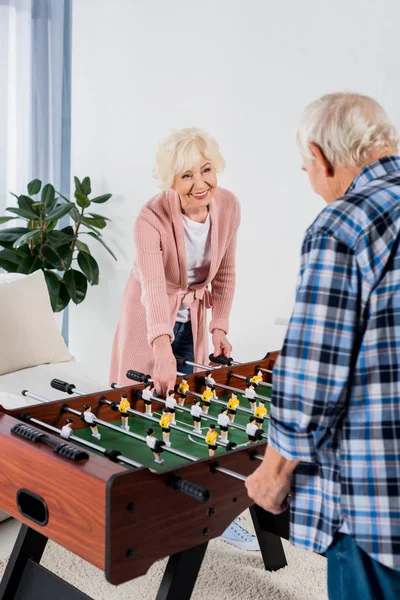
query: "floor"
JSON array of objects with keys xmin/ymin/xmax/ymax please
[{"xmin": 0, "ymin": 518, "xmax": 20, "ymax": 560}]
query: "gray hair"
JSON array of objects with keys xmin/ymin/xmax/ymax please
[{"xmin": 297, "ymin": 93, "xmax": 399, "ymax": 167}]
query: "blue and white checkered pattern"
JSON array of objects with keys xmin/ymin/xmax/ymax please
[{"xmin": 269, "ymin": 156, "xmax": 400, "ymax": 570}]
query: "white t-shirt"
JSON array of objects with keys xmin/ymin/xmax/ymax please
[
  {"xmin": 61, "ymin": 425, "xmax": 73, "ymax": 439},
  {"xmin": 205, "ymin": 375, "xmax": 216, "ymax": 387},
  {"xmin": 191, "ymin": 405, "xmax": 203, "ymax": 417},
  {"xmin": 176, "ymin": 214, "xmax": 211, "ymax": 323},
  {"xmin": 146, "ymin": 435, "xmax": 157, "ymax": 449},
  {"xmin": 166, "ymin": 396, "xmax": 177, "ymax": 409},
  {"xmin": 142, "ymin": 389, "xmax": 153, "ymax": 401},
  {"xmin": 84, "ymin": 411, "xmax": 96, "ymax": 424},
  {"xmin": 218, "ymin": 414, "xmax": 230, "ymax": 427},
  {"xmin": 244, "ymin": 388, "xmax": 256, "ymax": 400},
  {"xmin": 246, "ymin": 423, "xmax": 258, "ymax": 436}
]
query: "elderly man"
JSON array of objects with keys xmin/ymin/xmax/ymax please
[{"xmin": 246, "ymin": 93, "xmax": 400, "ymax": 599}]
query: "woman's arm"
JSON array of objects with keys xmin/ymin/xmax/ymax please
[{"xmin": 134, "ymin": 211, "xmax": 173, "ymax": 346}]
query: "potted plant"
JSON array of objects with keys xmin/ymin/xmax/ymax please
[{"xmin": 0, "ymin": 176, "xmax": 116, "ymax": 311}]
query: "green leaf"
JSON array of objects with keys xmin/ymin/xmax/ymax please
[
  {"xmin": 74, "ymin": 192, "xmax": 90, "ymax": 209},
  {"xmin": 46, "ymin": 228, "xmax": 75, "ymax": 249},
  {"xmin": 86, "ymin": 231, "xmax": 117, "ymax": 260},
  {"xmin": 6, "ymin": 207, "xmax": 38, "ymax": 220},
  {"xmin": 45, "ymin": 202, "xmax": 74, "ymax": 221},
  {"xmin": 41, "ymin": 183, "xmax": 55, "ymax": 207},
  {"xmin": 74, "ymin": 176, "xmax": 82, "ymax": 193},
  {"xmin": 13, "ymin": 229, "xmax": 42, "ymax": 249},
  {"xmin": 75, "ymin": 240, "xmax": 91, "ymax": 254},
  {"xmin": 77, "ymin": 251, "xmax": 99, "ymax": 285},
  {"xmin": 86, "ymin": 212, "xmax": 111, "ymax": 221},
  {"xmin": 56, "ymin": 280, "xmax": 70, "ymax": 312},
  {"xmin": 70, "ymin": 206, "xmax": 80, "ymax": 222},
  {"xmin": 0, "ymin": 249, "xmax": 22, "ymax": 272},
  {"xmin": 18, "ymin": 195, "xmax": 36, "ymax": 214},
  {"xmin": 90, "ymin": 193, "xmax": 112, "ymax": 204},
  {"xmin": 81, "ymin": 176, "xmax": 91, "ymax": 196},
  {"xmin": 0, "ymin": 216, "xmax": 18, "ymax": 224},
  {"xmin": 45, "ymin": 220, "xmax": 58, "ymax": 232},
  {"xmin": 42, "ymin": 244, "xmax": 73, "ymax": 271},
  {"xmin": 43, "ymin": 270, "xmax": 60, "ymax": 311},
  {"xmin": 27, "ymin": 179, "xmax": 42, "ymax": 195},
  {"xmin": 63, "ymin": 269, "xmax": 88, "ymax": 304},
  {"xmin": 81, "ymin": 215, "xmax": 106, "ymax": 229},
  {"xmin": 0, "ymin": 227, "xmax": 30, "ymax": 243},
  {"xmin": 16, "ymin": 254, "xmax": 43, "ymax": 274}
]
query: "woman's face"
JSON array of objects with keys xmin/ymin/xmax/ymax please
[{"xmin": 172, "ymin": 158, "xmax": 217, "ymax": 213}]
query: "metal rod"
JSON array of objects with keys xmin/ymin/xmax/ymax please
[
  {"xmin": 25, "ymin": 416, "xmax": 143, "ymax": 468},
  {"xmin": 199, "ymin": 380, "xmax": 270, "ymax": 408},
  {"xmin": 21, "ymin": 390, "xmax": 48, "ymax": 403},
  {"xmin": 258, "ymin": 367, "xmax": 273, "ymax": 375},
  {"xmin": 213, "ymin": 466, "xmax": 247, "ymax": 482},
  {"xmin": 187, "ymin": 389, "xmax": 254, "ymax": 415},
  {"xmin": 229, "ymin": 372, "xmax": 272, "ymax": 389},
  {"xmin": 63, "ymin": 406, "xmax": 197, "ymax": 462},
  {"xmin": 253, "ymin": 454, "xmax": 264, "ymax": 461}
]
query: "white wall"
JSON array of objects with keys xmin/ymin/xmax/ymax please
[{"xmin": 70, "ymin": 0, "xmax": 400, "ymax": 377}]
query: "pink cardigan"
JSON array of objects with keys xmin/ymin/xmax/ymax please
[{"xmin": 109, "ymin": 187, "xmax": 240, "ymax": 386}]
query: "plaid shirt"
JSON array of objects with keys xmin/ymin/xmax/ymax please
[{"xmin": 269, "ymin": 156, "xmax": 400, "ymax": 570}]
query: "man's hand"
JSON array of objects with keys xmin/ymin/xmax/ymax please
[
  {"xmin": 212, "ymin": 329, "xmax": 232, "ymax": 358},
  {"xmin": 245, "ymin": 446, "xmax": 298, "ymax": 514}
]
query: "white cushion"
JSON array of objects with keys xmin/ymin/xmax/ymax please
[{"xmin": 0, "ymin": 271, "xmax": 73, "ymax": 375}]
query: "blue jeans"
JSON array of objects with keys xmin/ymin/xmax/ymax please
[
  {"xmin": 327, "ymin": 534, "xmax": 400, "ymax": 600},
  {"xmin": 172, "ymin": 321, "xmax": 194, "ymax": 374}
]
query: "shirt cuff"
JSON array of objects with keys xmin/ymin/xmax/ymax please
[
  {"xmin": 209, "ymin": 317, "xmax": 229, "ymax": 335},
  {"xmin": 268, "ymin": 417, "xmax": 317, "ymax": 463},
  {"xmin": 147, "ymin": 324, "xmax": 174, "ymax": 347}
]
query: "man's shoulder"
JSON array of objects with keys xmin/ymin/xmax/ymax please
[{"xmin": 306, "ymin": 181, "xmax": 400, "ymax": 253}]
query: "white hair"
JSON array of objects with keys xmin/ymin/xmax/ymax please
[
  {"xmin": 153, "ymin": 127, "xmax": 226, "ymax": 190},
  {"xmin": 297, "ymin": 93, "xmax": 399, "ymax": 167}
]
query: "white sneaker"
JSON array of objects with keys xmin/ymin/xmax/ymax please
[
  {"xmin": 155, "ymin": 457, "xmax": 164, "ymax": 464},
  {"xmin": 217, "ymin": 518, "xmax": 260, "ymax": 551},
  {"xmin": 93, "ymin": 432, "xmax": 101, "ymax": 440},
  {"xmin": 147, "ymin": 412, "xmax": 153, "ymax": 417},
  {"xmin": 166, "ymin": 441, "xmax": 171, "ymax": 448},
  {"xmin": 193, "ymin": 428, "xmax": 202, "ymax": 434}
]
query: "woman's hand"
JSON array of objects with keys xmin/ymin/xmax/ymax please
[
  {"xmin": 212, "ymin": 329, "xmax": 232, "ymax": 359},
  {"xmin": 152, "ymin": 335, "xmax": 177, "ymax": 397}
]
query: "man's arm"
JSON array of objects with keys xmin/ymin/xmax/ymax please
[{"xmin": 246, "ymin": 232, "xmax": 361, "ymax": 512}]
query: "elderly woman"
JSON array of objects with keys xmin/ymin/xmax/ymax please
[
  {"xmin": 110, "ymin": 127, "xmax": 258, "ymax": 551},
  {"xmin": 246, "ymin": 93, "xmax": 400, "ymax": 598}
]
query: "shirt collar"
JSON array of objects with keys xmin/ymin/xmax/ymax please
[{"xmin": 346, "ymin": 155, "xmax": 400, "ymax": 194}]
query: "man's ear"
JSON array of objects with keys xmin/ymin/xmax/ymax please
[{"xmin": 309, "ymin": 142, "xmax": 334, "ymax": 176}]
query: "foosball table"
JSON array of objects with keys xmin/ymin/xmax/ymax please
[{"xmin": 0, "ymin": 352, "xmax": 289, "ymax": 600}]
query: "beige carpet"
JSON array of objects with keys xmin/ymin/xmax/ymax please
[{"xmin": 0, "ymin": 512, "xmax": 327, "ymax": 600}]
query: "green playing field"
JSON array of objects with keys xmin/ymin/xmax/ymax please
[{"xmin": 72, "ymin": 385, "xmax": 271, "ymax": 472}]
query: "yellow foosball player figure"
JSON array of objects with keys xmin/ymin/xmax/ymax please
[
  {"xmin": 227, "ymin": 392, "xmax": 240, "ymax": 423},
  {"xmin": 166, "ymin": 390, "xmax": 177, "ymax": 425},
  {"xmin": 201, "ymin": 384, "xmax": 214, "ymax": 415},
  {"xmin": 176, "ymin": 376, "xmax": 189, "ymax": 407},
  {"xmin": 190, "ymin": 399, "xmax": 203, "ymax": 434},
  {"xmin": 159, "ymin": 407, "xmax": 173, "ymax": 447},
  {"xmin": 119, "ymin": 393, "xmax": 131, "ymax": 431},
  {"xmin": 83, "ymin": 404, "xmax": 101, "ymax": 440},
  {"xmin": 61, "ymin": 418, "xmax": 74, "ymax": 440},
  {"xmin": 217, "ymin": 407, "xmax": 230, "ymax": 444},
  {"xmin": 254, "ymin": 399, "xmax": 267, "ymax": 428},
  {"xmin": 205, "ymin": 424, "xmax": 219, "ymax": 457},
  {"xmin": 145, "ymin": 428, "xmax": 165, "ymax": 464},
  {"xmin": 142, "ymin": 382, "xmax": 153, "ymax": 417},
  {"xmin": 243, "ymin": 382, "xmax": 257, "ymax": 413},
  {"xmin": 250, "ymin": 369, "xmax": 263, "ymax": 386}
]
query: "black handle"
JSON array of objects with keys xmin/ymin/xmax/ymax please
[
  {"xmin": 174, "ymin": 356, "xmax": 187, "ymax": 368},
  {"xmin": 51, "ymin": 378, "xmax": 76, "ymax": 394},
  {"xmin": 126, "ymin": 370, "xmax": 151, "ymax": 383},
  {"xmin": 11, "ymin": 424, "xmax": 88, "ymax": 462},
  {"xmin": 166, "ymin": 474, "xmax": 210, "ymax": 503},
  {"xmin": 208, "ymin": 354, "xmax": 233, "ymax": 366}
]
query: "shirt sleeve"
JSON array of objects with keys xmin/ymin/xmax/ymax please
[
  {"xmin": 134, "ymin": 211, "xmax": 174, "ymax": 346},
  {"xmin": 268, "ymin": 232, "xmax": 361, "ymax": 463}
]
